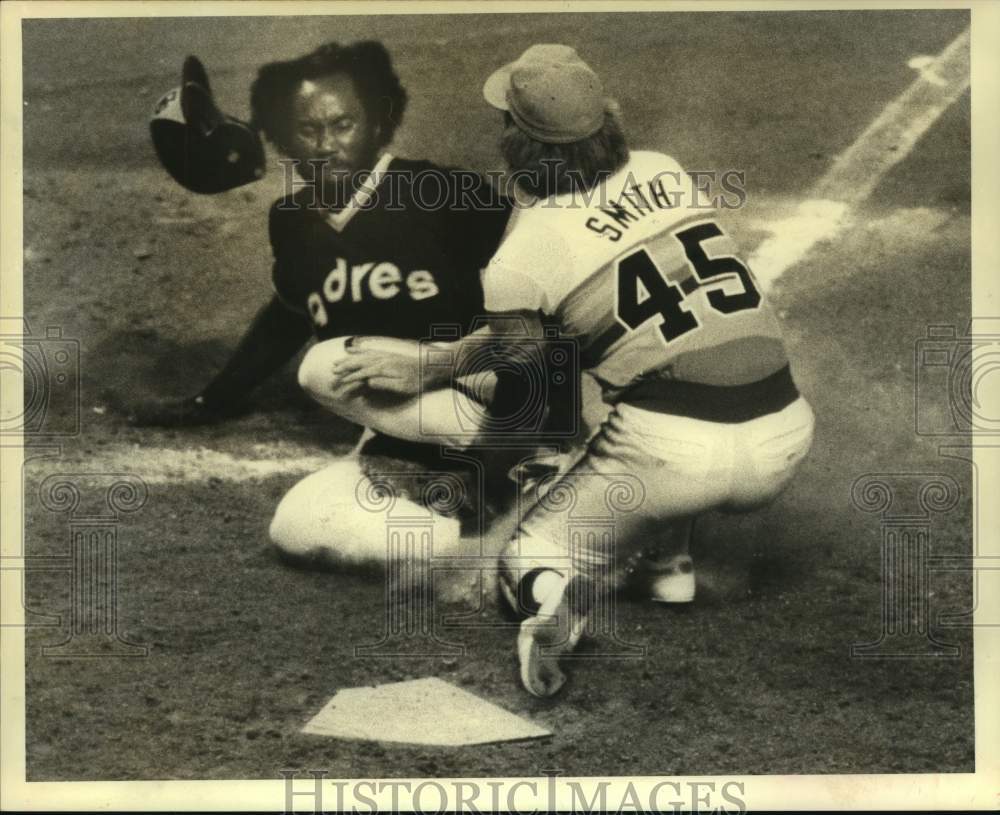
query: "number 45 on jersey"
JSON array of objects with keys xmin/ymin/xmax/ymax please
[{"xmin": 615, "ymin": 220, "xmax": 762, "ymax": 345}]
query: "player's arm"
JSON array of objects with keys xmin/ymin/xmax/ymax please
[
  {"xmin": 125, "ymin": 294, "xmax": 312, "ymax": 426},
  {"xmin": 331, "ymin": 310, "xmax": 543, "ymax": 395}
]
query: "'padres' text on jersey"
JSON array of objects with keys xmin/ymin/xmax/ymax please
[
  {"xmin": 481, "ymin": 151, "xmax": 792, "ymax": 412},
  {"xmin": 270, "ymin": 154, "xmax": 511, "ymax": 342}
]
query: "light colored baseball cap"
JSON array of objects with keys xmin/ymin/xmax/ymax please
[{"xmin": 483, "ymin": 44, "xmax": 605, "ymax": 144}]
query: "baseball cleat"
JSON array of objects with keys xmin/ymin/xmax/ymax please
[
  {"xmin": 648, "ymin": 554, "xmax": 696, "ymax": 604},
  {"xmin": 517, "ymin": 574, "xmax": 592, "ymax": 697}
]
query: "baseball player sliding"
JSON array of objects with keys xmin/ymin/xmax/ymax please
[
  {"xmin": 137, "ymin": 43, "xmax": 521, "ymax": 564},
  {"xmin": 337, "ymin": 45, "xmax": 815, "ymax": 696}
]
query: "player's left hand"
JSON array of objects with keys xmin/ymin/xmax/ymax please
[{"xmin": 332, "ymin": 348, "xmax": 428, "ymax": 395}]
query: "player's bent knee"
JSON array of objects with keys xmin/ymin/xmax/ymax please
[
  {"xmin": 268, "ymin": 459, "xmax": 465, "ymax": 568},
  {"xmin": 268, "ymin": 459, "xmax": 372, "ymax": 562},
  {"xmin": 297, "ymin": 337, "xmax": 352, "ymax": 399},
  {"xmin": 296, "ymin": 346, "xmax": 328, "ymax": 397},
  {"xmin": 268, "ymin": 510, "xmax": 307, "ymax": 559},
  {"xmin": 268, "ymin": 482, "xmax": 320, "ymax": 559}
]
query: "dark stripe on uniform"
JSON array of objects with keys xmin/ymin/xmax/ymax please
[{"xmin": 619, "ymin": 364, "xmax": 799, "ymax": 422}]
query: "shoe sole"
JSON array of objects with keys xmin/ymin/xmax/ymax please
[{"xmin": 517, "ymin": 575, "xmax": 592, "ymax": 697}]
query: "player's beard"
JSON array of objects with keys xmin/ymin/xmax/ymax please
[{"xmin": 314, "ymin": 151, "xmax": 379, "ymax": 211}]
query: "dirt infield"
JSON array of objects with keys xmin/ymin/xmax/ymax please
[{"xmin": 19, "ymin": 10, "xmax": 973, "ymax": 779}]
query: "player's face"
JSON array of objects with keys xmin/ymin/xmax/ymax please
[{"xmin": 289, "ymin": 73, "xmax": 379, "ymax": 194}]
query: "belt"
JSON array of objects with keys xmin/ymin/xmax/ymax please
[{"xmin": 618, "ymin": 364, "xmax": 800, "ymax": 423}]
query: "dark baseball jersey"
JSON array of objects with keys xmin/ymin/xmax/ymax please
[{"xmin": 270, "ymin": 153, "xmax": 511, "ymax": 341}]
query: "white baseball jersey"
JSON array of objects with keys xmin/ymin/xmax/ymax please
[{"xmin": 481, "ymin": 151, "xmax": 791, "ymax": 410}]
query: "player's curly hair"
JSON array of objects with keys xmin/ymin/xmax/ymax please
[
  {"xmin": 500, "ymin": 101, "xmax": 629, "ymax": 198},
  {"xmin": 250, "ymin": 41, "xmax": 408, "ymax": 156}
]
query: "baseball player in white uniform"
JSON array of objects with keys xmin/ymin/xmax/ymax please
[{"xmin": 339, "ymin": 44, "xmax": 815, "ymax": 697}]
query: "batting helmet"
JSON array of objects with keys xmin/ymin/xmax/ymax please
[{"xmin": 149, "ymin": 56, "xmax": 266, "ymax": 194}]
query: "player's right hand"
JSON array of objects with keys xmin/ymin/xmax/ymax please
[{"xmin": 124, "ymin": 395, "xmax": 225, "ymax": 427}]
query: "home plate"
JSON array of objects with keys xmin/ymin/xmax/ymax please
[{"xmin": 301, "ymin": 677, "xmax": 551, "ymax": 746}]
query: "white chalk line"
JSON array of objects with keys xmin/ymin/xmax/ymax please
[
  {"xmin": 750, "ymin": 28, "xmax": 970, "ymax": 290},
  {"xmin": 26, "ymin": 442, "xmax": 344, "ymax": 485}
]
